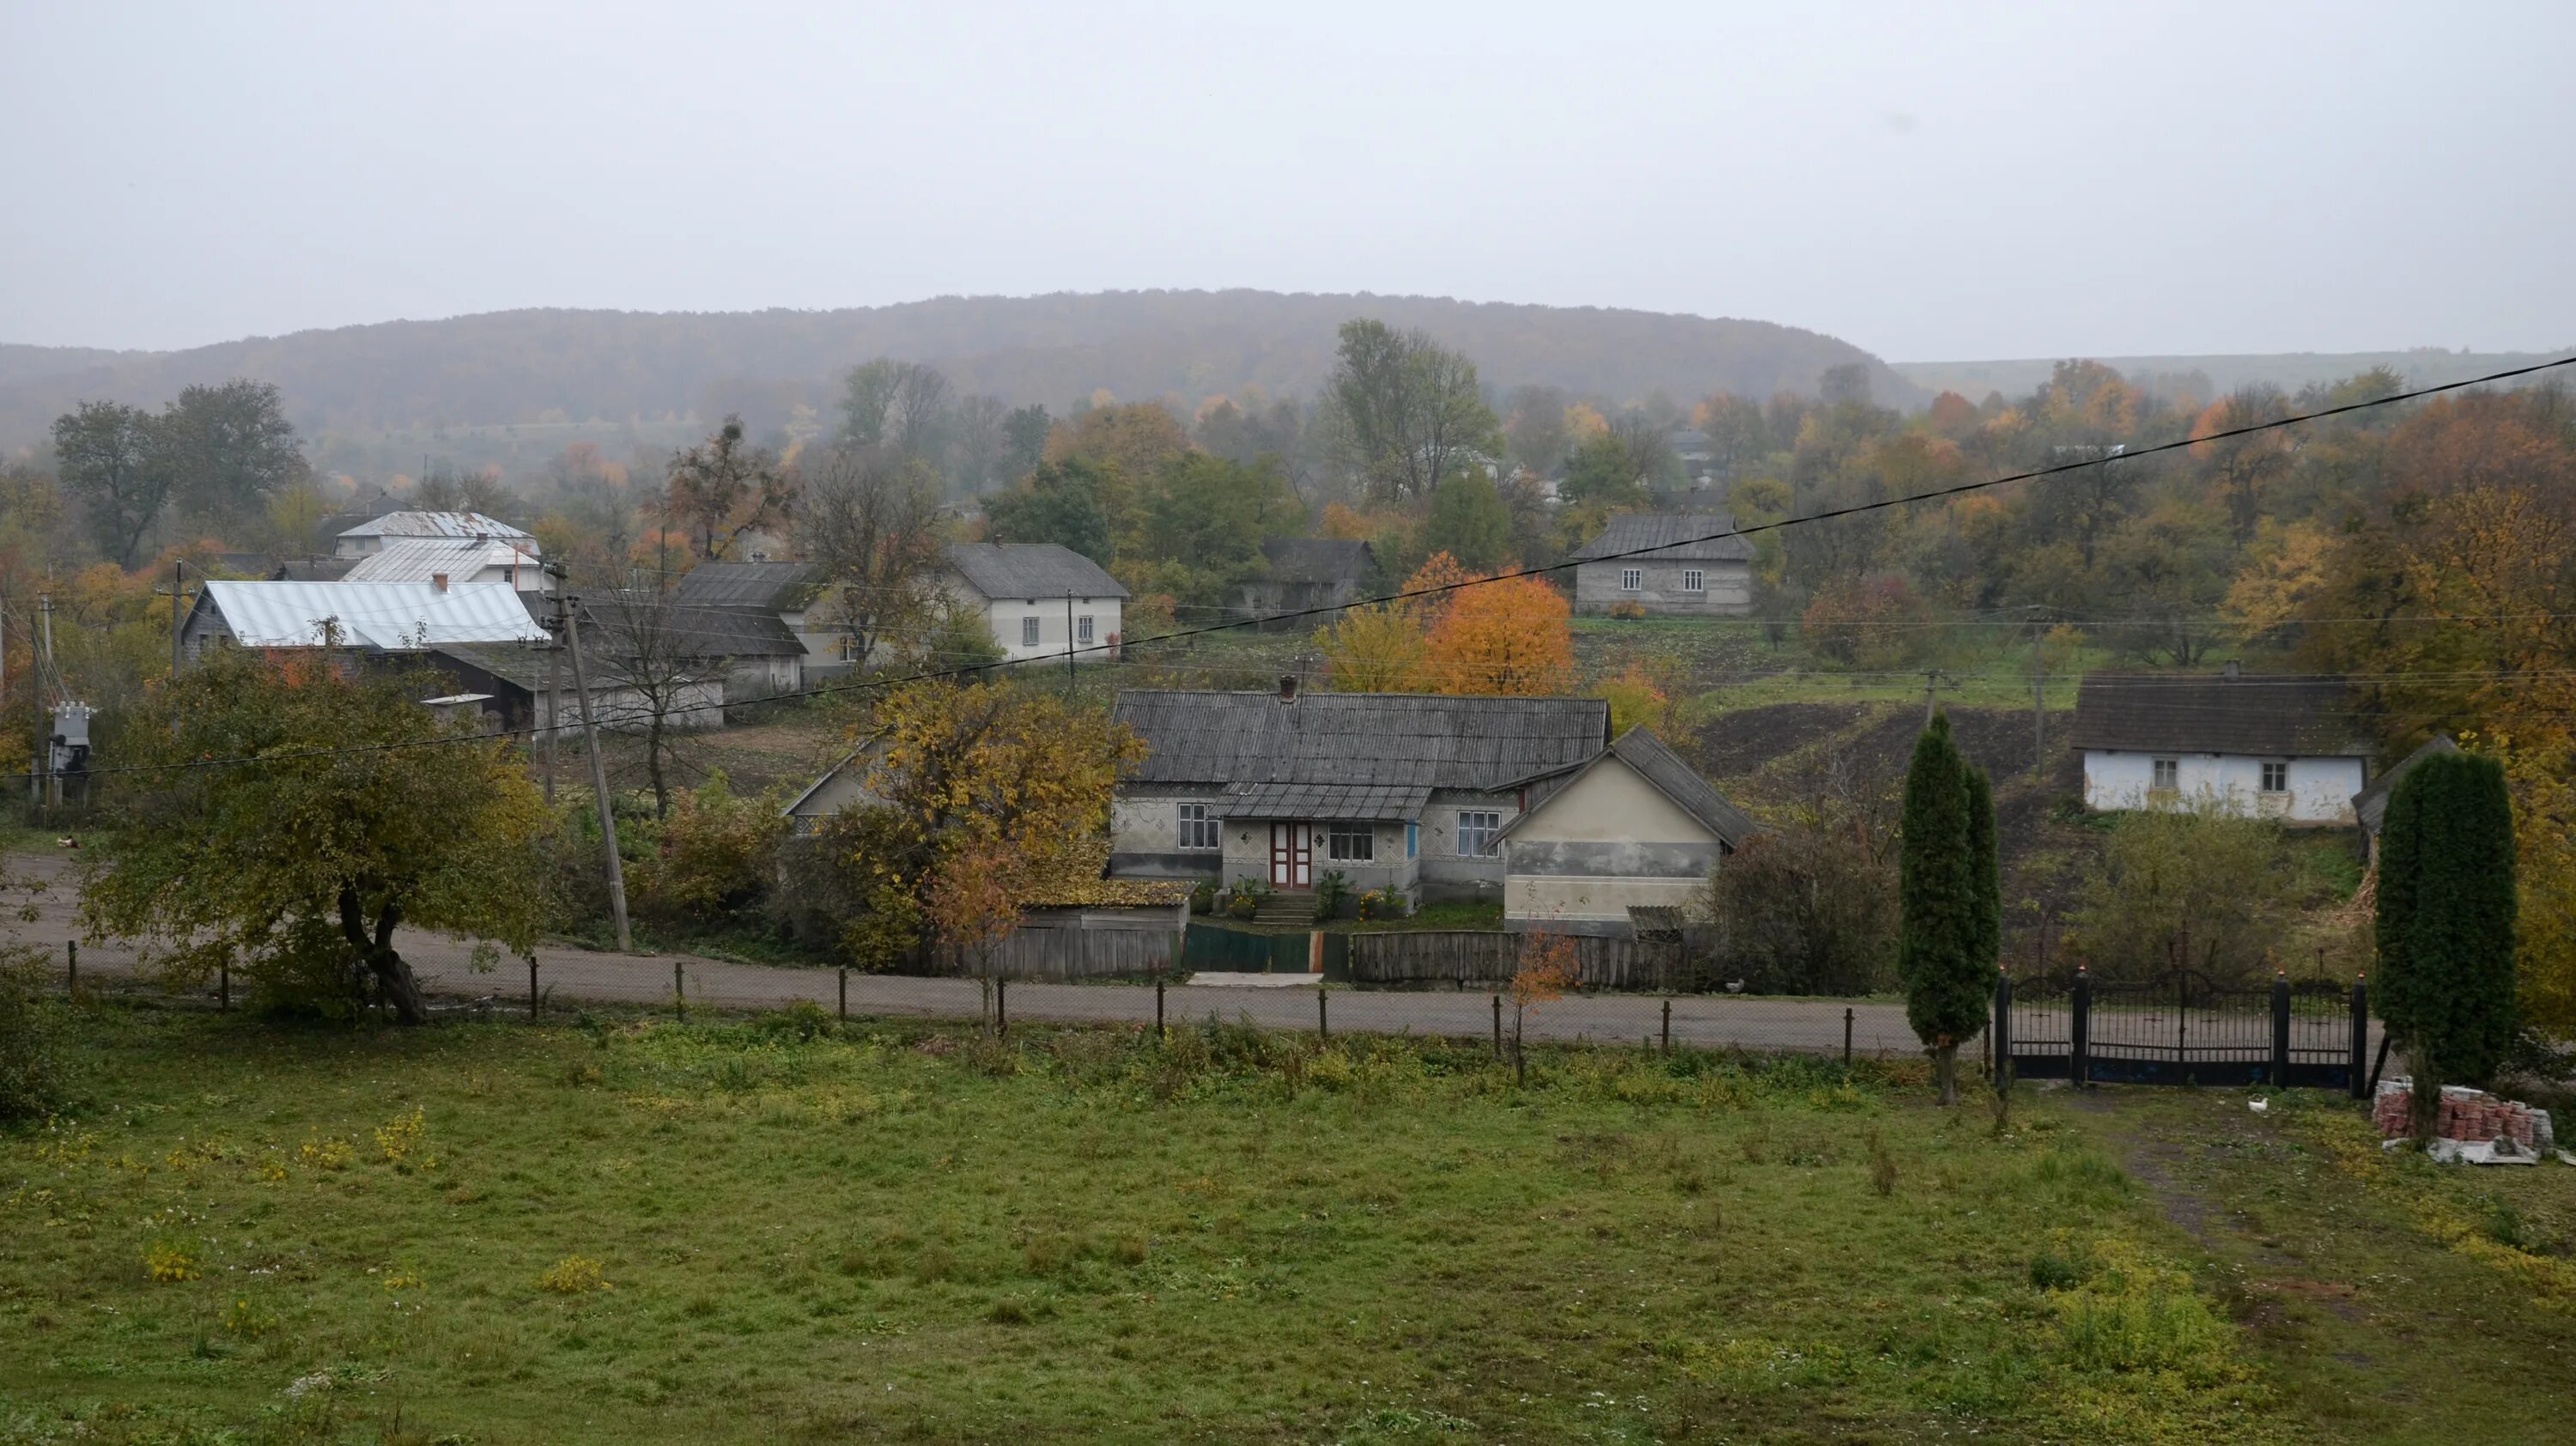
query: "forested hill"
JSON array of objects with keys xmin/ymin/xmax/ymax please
[{"xmin": 0, "ymin": 291, "xmax": 1921, "ymax": 448}]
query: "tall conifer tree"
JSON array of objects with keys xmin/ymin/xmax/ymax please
[
  {"xmin": 2377, "ymin": 750, "xmax": 2518, "ymax": 1140},
  {"xmin": 1901, "ymin": 713, "xmax": 1989, "ymax": 1104}
]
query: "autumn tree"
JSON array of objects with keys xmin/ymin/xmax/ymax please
[
  {"xmin": 2191, "ymin": 386, "xmax": 2294, "ymax": 541},
  {"xmin": 1323, "ymin": 319, "xmax": 1501, "ymax": 503},
  {"xmin": 792, "ymin": 441, "xmax": 946, "ymax": 668},
  {"xmin": 1420, "ymin": 469, "xmax": 1513, "ymax": 572},
  {"xmin": 1425, "ymin": 570, "xmax": 1572, "ymax": 696},
  {"xmin": 1502, "ymin": 384, "xmax": 1571, "ymax": 477},
  {"xmin": 1315, "ymin": 601, "xmax": 1427, "ymax": 693},
  {"xmin": 927, "ymin": 841, "xmax": 1032, "ymax": 995},
  {"xmin": 82, "ymin": 648, "xmax": 547, "ymax": 1024},
  {"xmin": 1509, "ymin": 928, "xmax": 1580, "ymax": 1084},
  {"xmin": 664, "ymin": 415, "xmax": 791, "ymax": 561},
  {"xmin": 50, "ymin": 401, "xmax": 168, "ymax": 566},
  {"xmin": 1045, "ymin": 401, "xmax": 1194, "ymax": 481}
]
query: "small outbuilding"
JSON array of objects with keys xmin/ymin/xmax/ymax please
[{"xmin": 1498, "ymin": 727, "xmax": 1758, "ymax": 936}]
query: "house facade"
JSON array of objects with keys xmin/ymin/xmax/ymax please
[
  {"xmin": 1108, "ymin": 684, "xmax": 1616, "ymax": 906},
  {"xmin": 340, "ymin": 537, "xmax": 545, "ymax": 593},
  {"xmin": 2071, "ymin": 671, "xmax": 2372, "ymax": 825},
  {"xmin": 942, "ymin": 544, "xmax": 1127, "ymax": 665},
  {"xmin": 1500, "ymin": 728, "xmax": 1756, "ymax": 935},
  {"xmin": 1566, "ymin": 513, "xmax": 1755, "ymax": 616}
]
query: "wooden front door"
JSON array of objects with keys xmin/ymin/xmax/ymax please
[{"xmin": 1268, "ymin": 823, "xmax": 1311, "ymax": 889}]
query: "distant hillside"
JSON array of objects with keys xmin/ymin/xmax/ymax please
[
  {"xmin": 0, "ymin": 291, "xmax": 1923, "ymax": 451},
  {"xmin": 1892, "ymin": 347, "xmax": 2574, "ymax": 402},
  {"xmin": 0, "ymin": 343, "xmax": 139, "ymax": 388}
]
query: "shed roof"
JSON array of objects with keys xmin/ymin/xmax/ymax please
[
  {"xmin": 670, "ymin": 561, "xmax": 825, "ymax": 611},
  {"xmin": 1223, "ymin": 781, "xmax": 1432, "ymax": 823},
  {"xmin": 1115, "ymin": 689, "xmax": 1609, "ymax": 793},
  {"xmin": 1499, "ymin": 726, "xmax": 1757, "ymax": 847},
  {"xmin": 337, "ymin": 510, "xmax": 533, "ymax": 543},
  {"xmin": 1259, "ymin": 538, "xmax": 1376, "ymax": 585},
  {"xmin": 1565, "ymin": 512, "xmax": 1756, "ymax": 564},
  {"xmin": 945, "ymin": 543, "xmax": 1127, "ymax": 601},
  {"xmin": 341, "ymin": 537, "xmax": 541, "ymax": 584},
  {"xmin": 2354, "ymin": 734, "xmax": 2457, "ymax": 836},
  {"xmin": 430, "ymin": 641, "xmax": 550, "ymax": 692},
  {"xmin": 198, "ymin": 580, "xmax": 545, "ymax": 651},
  {"xmin": 2069, "ymin": 673, "xmax": 2372, "ymax": 757}
]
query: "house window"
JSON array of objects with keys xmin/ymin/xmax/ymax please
[
  {"xmin": 1176, "ymin": 802, "xmax": 1219, "ymax": 851},
  {"xmin": 1406, "ymin": 822, "xmax": 1419, "ymax": 860},
  {"xmin": 1327, "ymin": 823, "xmax": 1375, "ymax": 861},
  {"xmin": 1682, "ymin": 568, "xmax": 1704, "ymax": 593},
  {"xmin": 2151, "ymin": 757, "xmax": 2179, "ymax": 792},
  {"xmin": 2261, "ymin": 762, "xmax": 2288, "ymax": 793},
  {"xmin": 1020, "ymin": 616, "xmax": 1041, "ymax": 647},
  {"xmin": 1457, "ymin": 810, "xmax": 1501, "ymax": 857},
  {"xmin": 1619, "ymin": 568, "xmax": 1643, "ymax": 592},
  {"xmin": 1077, "ymin": 614, "xmax": 1095, "ymax": 646}
]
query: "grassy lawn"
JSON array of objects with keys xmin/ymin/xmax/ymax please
[{"xmin": 4, "ymin": 1006, "xmax": 2572, "ymax": 1444}]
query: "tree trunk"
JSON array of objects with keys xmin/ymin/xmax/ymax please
[
  {"xmin": 647, "ymin": 714, "xmax": 670, "ymax": 818},
  {"xmin": 2409, "ymin": 1043, "xmax": 2442, "ymax": 1144},
  {"xmin": 339, "ymin": 887, "xmax": 427, "ymax": 1026},
  {"xmin": 1932, "ymin": 1042, "xmax": 1959, "ymax": 1107}
]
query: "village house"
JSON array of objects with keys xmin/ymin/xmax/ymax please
[
  {"xmin": 2071, "ymin": 668, "xmax": 2374, "ymax": 824},
  {"xmin": 669, "ymin": 561, "xmax": 847, "ymax": 679},
  {"xmin": 340, "ymin": 536, "xmax": 545, "ymax": 593},
  {"xmin": 180, "ymin": 579, "xmax": 547, "ymax": 665},
  {"xmin": 1237, "ymin": 538, "xmax": 1376, "ymax": 628},
  {"xmin": 1566, "ymin": 513, "xmax": 1756, "ymax": 616},
  {"xmin": 1498, "ymin": 727, "xmax": 1757, "ymax": 935},
  {"xmin": 2353, "ymin": 734, "xmax": 2459, "ymax": 863},
  {"xmin": 331, "ymin": 510, "xmax": 537, "ymax": 559},
  {"xmin": 941, "ymin": 543, "xmax": 1127, "ymax": 664}
]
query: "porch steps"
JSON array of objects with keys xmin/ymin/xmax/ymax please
[{"xmin": 1252, "ymin": 892, "xmax": 1321, "ymax": 927}]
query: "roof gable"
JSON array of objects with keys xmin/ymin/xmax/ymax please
[
  {"xmin": 1499, "ymin": 726, "xmax": 1756, "ymax": 845},
  {"xmin": 1114, "ymin": 689, "xmax": 1609, "ymax": 792},
  {"xmin": 945, "ymin": 543, "xmax": 1127, "ymax": 600},
  {"xmin": 2069, "ymin": 673, "xmax": 2372, "ymax": 757},
  {"xmin": 671, "ymin": 561, "xmax": 825, "ymax": 610},
  {"xmin": 341, "ymin": 537, "xmax": 541, "ymax": 584},
  {"xmin": 2354, "ymin": 734, "xmax": 2456, "ymax": 834},
  {"xmin": 338, "ymin": 510, "xmax": 532, "ymax": 543}
]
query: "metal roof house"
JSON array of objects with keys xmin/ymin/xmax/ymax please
[
  {"xmin": 1109, "ymin": 681, "xmax": 1619, "ymax": 907},
  {"xmin": 942, "ymin": 543, "xmax": 1128, "ymax": 665},
  {"xmin": 2070, "ymin": 669, "xmax": 2374, "ymax": 825},
  {"xmin": 1498, "ymin": 727, "xmax": 1758, "ymax": 935},
  {"xmin": 181, "ymin": 580, "xmax": 546, "ymax": 663},
  {"xmin": 341, "ymin": 537, "xmax": 545, "ymax": 592},
  {"xmin": 1566, "ymin": 513, "xmax": 1755, "ymax": 617},
  {"xmin": 331, "ymin": 511, "xmax": 535, "ymax": 559}
]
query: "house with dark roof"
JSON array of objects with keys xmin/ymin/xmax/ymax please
[
  {"xmin": 2070, "ymin": 668, "xmax": 2374, "ymax": 824},
  {"xmin": 2353, "ymin": 734, "xmax": 2458, "ymax": 862},
  {"xmin": 579, "ymin": 595, "xmax": 808, "ymax": 714},
  {"xmin": 670, "ymin": 561, "xmax": 842, "ymax": 679},
  {"xmin": 1566, "ymin": 513, "xmax": 1754, "ymax": 616},
  {"xmin": 942, "ymin": 543, "xmax": 1127, "ymax": 664},
  {"xmin": 1498, "ymin": 728, "xmax": 1757, "ymax": 935},
  {"xmin": 1238, "ymin": 538, "xmax": 1377, "ymax": 627}
]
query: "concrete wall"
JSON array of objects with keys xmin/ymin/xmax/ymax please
[
  {"xmin": 1571, "ymin": 558, "xmax": 1752, "ymax": 616},
  {"xmin": 2081, "ymin": 750, "xmax": 2366, "ymax": 825},
  {"xmin": 1504, "ymin": 874, "xmax": 1706, "ymax": 932},
  {"xmin": 962, "ymin": 583, "xmax": 1124, "ymax": 665},
  {"xmin": 1414, "ymin": 792, "xmax": 1519, "ymax": 902},
  {"xmin": 1109, "ymin": 789, "xmax": 1229, "ymax": 879}
]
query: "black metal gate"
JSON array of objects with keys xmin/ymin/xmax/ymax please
[{"xmin": 1997, "ymin": 968, "xmax": 2367, "ymax": 1092}]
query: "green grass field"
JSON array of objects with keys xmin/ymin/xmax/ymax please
[{"xmin": 5, "ymin": 1006, "xmax": 2572, "ymax": 1444}]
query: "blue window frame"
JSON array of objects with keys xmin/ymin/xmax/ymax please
[{"xmin": 1406, "ymin": 822, "xmax": 1419, "ymax": 859}]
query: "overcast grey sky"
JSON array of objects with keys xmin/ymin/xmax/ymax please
[{"xmin": 4, "ymin": 1, "xmax": 2569, "ymax": 361}]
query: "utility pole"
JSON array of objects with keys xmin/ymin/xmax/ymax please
[
  {"xmin": 558, "ymin": 574, "xmax": 631, "ymax": 951},
  {"xmin": 542, "ymin": 567, "xmax": 561, "ymax": 805},
  {"xmin": 2030, "ymin": 611, "xmax": 2046, "ymax": 781},
  {"xmin": 1921, "ymin": 667, "xmax": 1943, "ymax": 727},
  {"xmin": 1064, "ymin": 590, "xmax": 1076, "ymax": 690},
  {"xmin": 171, "ymin": 560, "xmax": 185, "ymax": 674},
  {"xmin": 33, "ymin": 594, "xmax": 53, "ymax": 808}
]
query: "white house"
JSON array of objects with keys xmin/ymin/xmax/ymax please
[
  {"xmin": 2071, "ymin": 670, "xmax": 2373, "ymax": 825},
  {"xmin": 332, "ymin": 511, "xmax": 536, "ymax": 559},
  {"xmin": 181, "ymin": 580, "xmax": 546, "ymax": 664},
  {"xmin": 1498, "ymin": 728, "xmax": 1757, "ymax": 935},
  {"xmin": 941, "ymin": 544, "xmax": 1127, "ymax": 665}
]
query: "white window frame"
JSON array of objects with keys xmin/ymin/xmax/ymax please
[
  {"xmin": 1327, "ymin": 823, "xmax": 1375, "ymax": 862},
  {"xmin": 1176, "ymin": 802, "xmax": 1219, "ymax": 851},
  {"xmin": 1076, "ymin": 614, "xmax": 1095, "ymax": 646},
  {"xmin": 1619, "ymin": 568, "xmax": 1643, "ymax": 592},
  {"xmin": 1682, "ymin": 568, "xmax": 1704, "ymax": 594},
  {"xmin": 2260, "ymin": 761, "xmax": 2288, "ymax": 794},
  {"xmin": 1020, "ymin": 616, "xmax": 1042, "ymax": 647},
  {"xmin": 2151, "ymin": 757, "xmax": 2179, "ymax": 792},
  {"xmin": 1457, "ymin": 810, "xmax": 1501, "ymax": 858}
]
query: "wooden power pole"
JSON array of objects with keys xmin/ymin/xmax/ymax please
[{"xmin": 558, "ymin": 577, "xmax": 631, "ymax": 952}]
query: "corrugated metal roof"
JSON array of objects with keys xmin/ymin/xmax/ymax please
[
  {"xmin": 2069, "ymin": 673, "xmax": 2372, "ymax": 757},
  {"xmin": 946, "ymin": 543, "xmax": 1128, "ymax": 600},
  {"xmin": 1115, "ymin": 690, "xmax": 1608, "ymax": 791},
  {"xmin": 201, "ymin": 581, "xmax": 546, "ymax": 651},
  {"xmin": 670, "ymin": 561, "xmax": 824, "ymax": 610},
  {"xmin": 341, "ymin": 538, "xmax": 542, "ymax": 584},
  {"xmin": 337, "ymin": 510, "xmax": 533, "ymax": 542},
  {"xmin": 1566, "ymin": 512, "xmax": 1756, "ymax": 564}
]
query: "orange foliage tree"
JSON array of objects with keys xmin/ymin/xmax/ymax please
[
  {"xmin": 1510, "ymin": 929, "xmax": 1581, "ymax": 1083},
  {"xmin": 1425, "ymin": 570, "xmax": 1571, "ymax": 696}
]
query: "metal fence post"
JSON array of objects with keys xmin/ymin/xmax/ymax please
[
  {"xmin": 1843, "ymin": 1006, "xmax": 1854, "ymax": 1068},
  {"xmin": 996, "ymin": 976, "xmax": 1008, "ymax": 1037},
  {"xmin": 837, "ymin": 966, "xmax": 848, "ymax": 1022},
  {"xmin": 1660, "ymin": 998, "xmax": 1671, "ymax": 1056},
  {"xmin": 1154, "ymin": 975, "xmax": 1165, "ymax": 1040},
  {"xmin": 2269, "ymin": 970, "xmax": 2292, "ymax": 1087},
  {"xmin": 1317, "ymin": 987, "xmax": 1328, "ymax": 1041},
  {"xmin": 527, "ymin": 954, "xmax": 539, "ymax": 1021},
  {"xmin": 2070, "ymin": 966, "xmax": 2091, "ymax": 1088},
  {"xmin": 673, "ymin": 960, "xmax": 685, "ymax": 1022},
  {"xmin": 2348, "ymin": 975, "xmax": 2369, "ymax": 1100},
  {"xmin": 1991, "ymin": 968, "xmax": 2013, "ymax": 1096},
  {"xmin": 1492, "ymin": 993, "xmax": 1503, "ymax": 1060},
  {"xmin": 65, "ymin": 940, "xmax": 75, "ymax": 996}
]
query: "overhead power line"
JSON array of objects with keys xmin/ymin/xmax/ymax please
[{"xmin": 77, "ymin": 351, "xmax": 2576, "ymax": 779}]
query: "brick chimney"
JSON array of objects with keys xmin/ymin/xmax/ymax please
[
  {"xmin": 1278, "ymin": 673, "xmax": 1299, "ymax": 704},
  {"xmin": 431, "ymin": 573, "xmax": 449, "ymax": 593}
]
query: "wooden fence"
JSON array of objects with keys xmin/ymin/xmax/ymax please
[
  {"xmin": 941, "ymin": 926, "xmax": 1182, "ymax": 981},
  {"xmin": 1349, "ymin": 931, "xmax": 1697, "ymax": 992}
]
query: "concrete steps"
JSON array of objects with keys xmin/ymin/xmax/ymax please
[{"xmin": 1251, "ymin": 893, "xmax": 1319, "ymax": 927}]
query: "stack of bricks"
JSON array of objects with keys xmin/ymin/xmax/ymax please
[{"xmin": 2373, "ymin": 1078, "xmax": 2555, "ymax": 1151}]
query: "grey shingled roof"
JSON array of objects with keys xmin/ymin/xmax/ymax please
[
  {"xmin": 1499, "ymin": 726, "xmax": 1757, "ymax": 847},
  {"xmin": 1260, "ymin": 538, "xmax": 1376, "ymax": 586},
  {"xmin": 1115, "ymin": 690, "xmax": 1609, "ymax": 793},
  {"xmin": 1565, "ymin": 512, "xmax": 1756, "ymax": 564},
  {"xmin": 671, "ymin": 561, "xmax": 824, "ymax": 611},
  {"xmin": 580, "ymin": 598, "xmax": 805, "ymax": 658},
  {"xmin": 1223, "ymin": 781, "xmax": 1431, "ymax": 823},
  {"xmin": 946, "ymin": 543, "xmax": 1127, "ymax": 601},
  {"xmin": 2069, "ymin": 673, "xmax": 2372, "ymax": 757},
  {"xmin": 2354, "ymin": 734, "xmax": 2456, "ymax": 835}
]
